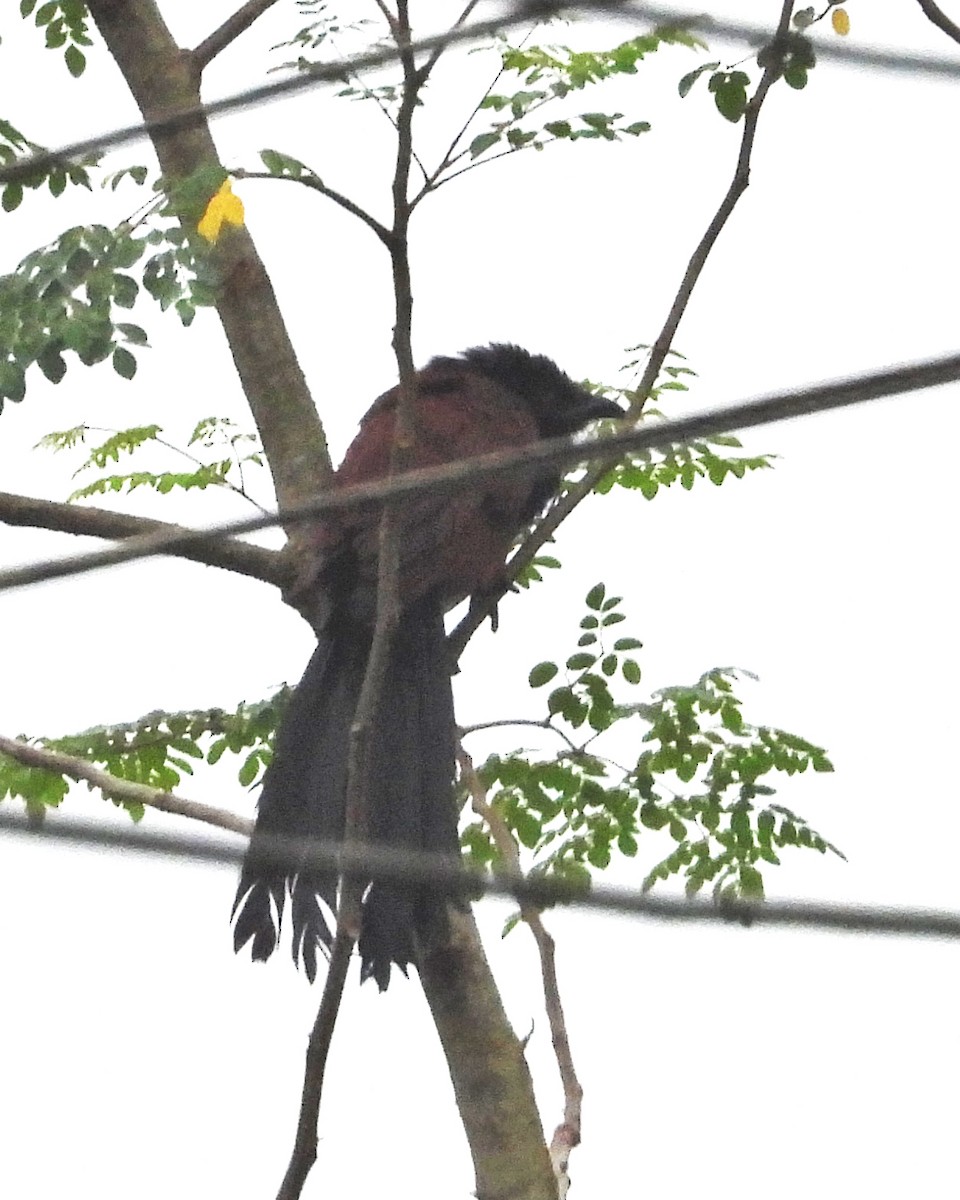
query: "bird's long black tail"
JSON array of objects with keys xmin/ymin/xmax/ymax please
[{"xmin": 232, "ymin": 599, "xmax": 460, "ymax": 989}]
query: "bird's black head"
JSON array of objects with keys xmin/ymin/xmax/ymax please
[{"xmin": 459, "ymin": 343, "xmax": 622, "ymax": 436}]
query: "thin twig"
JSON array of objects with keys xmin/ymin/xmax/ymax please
[
  {"xmin": 460, "ymin": 716, "xmax": 580, "ymax": 753},
  {"xmin": 275, "ymin": 934, "xmax": 353, "ymax": 1200},
  {"xmin": 0, "ymin": 735, "xmax": 252, "ymax": 837},
  {"xmin": 132, "ymin": 428, "xmax": 270, "ymax": 513},
  {"xmin": 327, "ymin": 26, "xmax": 431, "ymax": 186},
  {"xmin": 448, "ymin": 0, "xmax": 798, "ymax": 657},
  {"xmin": 192, "ymin": 0, "xmax": 283, "ymax": 73},
  {"xmin": 459, "ymin": 745, "xmax": 583, "ymax": 1197},
  {"xmin": 420, "ymin": 0, "xmax": 484, "ymax": 79},
  {"xmin": 234, "ymin": 169, "xmax": 392, "ymax": 244},
  {"xmin": 414, "ymin": 20, "xmax": 536, "ymax": 206},
  {"xmin": 371, "ymin": 0, "xmax": 398, "ymax": 30},
  {"xmin": 277, "ymin": 8, "xmax": 426, "ymax": 1195},
  {"xmin": 916, "ymin": 0, "xmax": 960, "ymax": 46},
  {"xmin": 425, "ymin": 87, "xmax": 558, "ymax": 196}
]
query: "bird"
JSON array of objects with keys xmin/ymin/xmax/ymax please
[{"xmin": 232, "ymin": 344, "xmax": 622, "ymax": 989}]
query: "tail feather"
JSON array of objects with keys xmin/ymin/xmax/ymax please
[{"xmin": 232, "ymin": 599, "xmax": 459, "ymax": 988}]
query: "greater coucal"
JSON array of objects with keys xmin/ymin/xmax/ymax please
[{"xmin": 232, "ymin": 344, "xmax": 621, "ymax": 988}]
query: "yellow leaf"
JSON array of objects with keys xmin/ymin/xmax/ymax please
[
  {"xmin": 197, "ymin": 179, "xmax": 245, "ymax": 243},
  {"xmin": 832, "ymin": 7, "xmax": 850, "ymax": 35}
]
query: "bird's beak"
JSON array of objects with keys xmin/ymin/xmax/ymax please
[{"xmin": 573, "ymin": 390, "xmax": 624, "ymax": 423}]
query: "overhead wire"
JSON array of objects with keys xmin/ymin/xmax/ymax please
[
  {"xmin": 2, "ymin": 349, "xmax": 959, "ymax": 594},
  {"xmin": 1, "ymin": 0, "xmax": 960, "ymax": 187},
  {"xmin": 2, "ymin": 809, "xmax": 959, "ymax": 941}
]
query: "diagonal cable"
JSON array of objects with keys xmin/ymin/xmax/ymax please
[
  {"xmin": 1, "ymin": 350, "xmax": 959, "ymax": 594},
  {"xmin": 3, "ymin": 0, "xmax": 960, "ymax": 187},
  {"xmin": 2, "ymin": 810, "xmax": 959, "ymax": 940}
]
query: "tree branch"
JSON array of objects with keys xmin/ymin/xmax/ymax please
[
  {"xmin": 87, "ymin": 0, "xmax": 331, "ymax": 521},
  {"xmin": 277, "ymin": 10, "xmax": 424, "ymax": 1195},
  {"xmin": 0, "ymin": 489, "xmax": 286, "ymax": 587},
  {"xmin": 461, "ymin": 716, "xmax": 580, "ymax": 754},
  {"xmin": 395, "ymin": 8, "xmax": 558, "ymax": 1195},
  {"xmin": 448, "ymin": 0, "xmax": 797, "ymax": 658},
  {"xmin": 276, "ymin": 933, "xmax": 354, "ymax": 1200},
  {"xmin": 916, "ymin": 0, "xmax": 960, "ymax": 45},
  {"xmin": 460, "ymin": 746, "xmax": 581, "ymax": 1198},
  {"xmin": 0, "ymin": 734, "xmax": 252, "ymax": 838},
  {"xmin": 192, "ymin": 0, "xmax": 282, "ymax": 73}
]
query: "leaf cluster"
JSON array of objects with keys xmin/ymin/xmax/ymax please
[
  {"xmin": 20, "ymin": 0, "xmax": 92, "ymax": 77},
  {"xmin": 596, "ymin": 429, "xmax": 774, "ymax": 501},
  {"xmin": 512, "ymin": 351, "xmax": 775, "ymax": 582},
  {"xmin": 0, "ymin": 117, "xmax": 94, "ymax": 215},
  {"xmin": 36, "ymin": 417, "xmax": 264, "ymax": 503},
  {"xmin": 0, "ymin": 224, "xmax": 148, "ymax": 405},
  {"xmin": 467, "ymin": 31, "xmax": 701, "ymax": 162},
  {"xmin": 462, "ymin": 587, "xmax": 838, "ymax": 915},
  {"xmin": 0, "ymin": 198, "xmax": 225, "ymax": 408},
  {"xmin": 0, "ymin": 696, "xmax": 287, "ymax": 822},
  {"xmin": 269, "ymin": 0, "xmax": 374, "ymax": 75},
  {"xmin": 592, "ymin": 352, "xmax": 774, "ymax": 501},
  {"xmin": 678, "ymin": 29, "xmax": 817, "ymax": 121}
]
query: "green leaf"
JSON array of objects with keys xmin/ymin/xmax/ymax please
[
  {"xmin": 622, "ymin": 659, "xmax": 642, "ymax": 685},
  {"xmin": 710, "ymin": 72, "xmax": 749, "ymax": 122},
  {"xmin": 721, "ymin": 703, "xmax": 744, "ymax": 733},
  {"xmin": 529, "ymin": 661, "xmax": 558, "ymax": 688},
  {"xmin": 566, "ymin": 652, "xmax": 596, "ymax": 671},
  {"xmin": 2, "ymin": 182, "xmax": 23, "ymax": 211},
  {"xmin": 678, "ymin": 61, "xmax": 720, "ymax": 98},
  {"xmin": 547, "ymin": 686, "xmax": 572, "ymax": 717},
  {"xmin": 112, "ymin": 273, "xmax": 138, "ymax": 308},
  {"xmin": 112, "ymin": 347, "xmax": 137, "ymax": 380},
  {"xmin": 468, "ymin": 131, "xmax": 501, "ymax": 160},
  {"xmin": 238, "ymin": 752, "xmax": 260, "ymax": 787},
  {"xmin": 116, "ymin": 323, "xmax": 149, "ymax": 345},
  {"xmin": 65, "ymin": 43, "xmax": 85, "ymax": 76},
  {"xmin": 501, "ymin": 911, "xmax": 523, "ymax": 938},
  {"xmin": 640, "ymin": 803, "xmax": 669, "ymax": 831},
  {"xmin": 0, "ymin": 363, "xmax": 26, "ymax": 403},
  {"xmin": 506, "ymin": 127, "xmax": 537, "ymax": 150},
  {"xmin": 37, "ymin": 346, "xmax": 67, "ymax": 384},
  {"xmin": 580, "ymin": 112, "xmax": 614, "ymax": 129},
  {"xmin": 783, "ymin": 65, "xmax": 808, "ymax": 90},
  {"xmin": 585, "ymin": 583, "xmax": 606, "ymax": 610},
  {"xmin": 613, "ymin": 637, "xmax": 642, "ymax": 651}
]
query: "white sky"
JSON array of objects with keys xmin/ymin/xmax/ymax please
[{"xmin": 1, "ymin": 3, "xmax": 958, "ymax": 1198}]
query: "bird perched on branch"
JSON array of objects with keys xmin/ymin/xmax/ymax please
[{"xmin": 232, "ymin": 344, "xmax": 621, "ymax": 989}]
